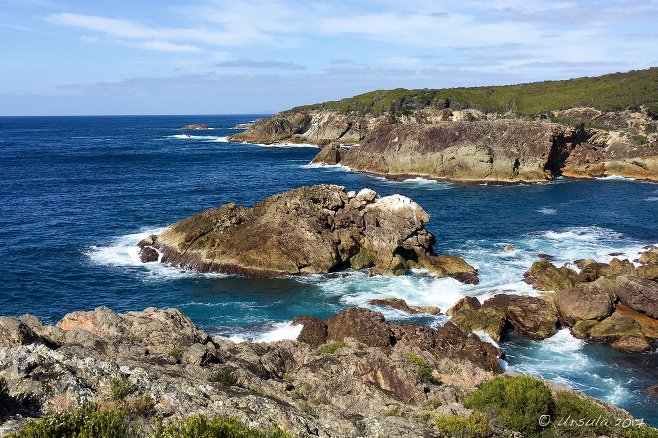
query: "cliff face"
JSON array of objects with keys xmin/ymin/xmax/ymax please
[{"xmin": 232, "ymin": 108, "xmax": 658, "ymax": 183}]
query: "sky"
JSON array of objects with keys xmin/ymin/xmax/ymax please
[{"xmin": 1, "ymin": 0, "xmax": 657, "ymax": 116}]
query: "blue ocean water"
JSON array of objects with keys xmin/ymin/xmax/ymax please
[{"xmin": 0, "ymin": 115, "xmax": 656, "ymax": 425}]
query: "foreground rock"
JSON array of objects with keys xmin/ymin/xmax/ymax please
[
  {"xmin": 138, "ymin": 185, "xmax": 478, "ymax": 281},
  {"xmin": 1, "ymin": 306, "xmax": 503, "ymax": 437}
]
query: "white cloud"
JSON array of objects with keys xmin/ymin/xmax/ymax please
[{"xmin": 138, "ymin": 41, "xmax": 202, "ymax": 52}]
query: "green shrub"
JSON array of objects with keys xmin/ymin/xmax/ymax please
[
  {"xmin": 434, "ymin": 412, "xmax": 491, "ymax": 438},
  {"xmin": 9, "ymin": 403, "xmax": 140, "ymax": 438},
  {"xmin": 0, "ymin": 377, "xmax": 9, "ymax": 406},
  {"xmin": 631, "ymin": 134, "xmax": 648, "ymax": 144},
  {"xmin": 464, "ymin": 376, "xmax": 554, "ymax": 437},
  {"xmin": 313, "ymin": 341, "xmax": 347, "ymax": 355},
  {"xmin": 111, "ymin": 376, "xmax": 136, "ymax": 401},
  {"xmin": 406, "ymin": 352, "xmax": 440, "ymax": 384},
  {"xmin": 209, "ymin": 367, "xmax": 238, "ymax": 386},
  {"xmin": 645, "ymin": 123, "xmax": 658, "ymax": 134},
  {"xmin": 384, "ymin": 405, "xmax": 401, "ymax": 417},
  {"xmin": 168, "ymin": 348, "xmax": 183, "ymax": 362},
  {"xmin": 129, "ymin": 393, "xmax": 155, "ymax": 419}
]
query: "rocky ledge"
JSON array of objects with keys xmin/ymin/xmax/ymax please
[
  {"xmin": 2, "ymin": 306, "xmax": 652, "ymax": 437},
  {"xmin": 138, "ymin": 185, "xmax": 478, "ymax": 282},
  {"xmin": 230, "ymin": 108, "xmax": 658, "ymax": 183}
]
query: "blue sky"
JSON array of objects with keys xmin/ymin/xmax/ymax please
[{"xmin": 1, "ymin": 0, "xmax": 657, "ymax": 115}]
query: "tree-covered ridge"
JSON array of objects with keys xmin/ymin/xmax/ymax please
[{"xmin": 291, "ymin": 67, "xmax": 658, "ymax": 117}]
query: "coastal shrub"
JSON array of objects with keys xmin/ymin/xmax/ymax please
[
  {"xmin": 464, "ymin": 375, "xmax": 554, "ymax": 437},
  {"xmin": 384, "ymin": 404, "xmax": 401, "ymax": 417},
  {"xmin": 129, "ymin": 393, "xmax": 155, "ymax": 419},
  {"xmin": 552, "ymin": 391, "xmax": 614, "ymax": 437},
  {"xmin": 112, "ymin": 376, "xmax": 136, "ymax": 401},
  {"xmin": 0, "ymin": 377, "xmax": 9, "ymax": 406},
  {"xmin": 9, "ymin": 403, "xmax": 140, "ymax": 438},
  {"xmin": 631, "ymin": 135, "xmax": 648, "ymax": 144},
  {"xmin": 313, "ymin": 341, "xmax": 347, "ymax": 355},
  {"xmin": 209, "ymin": 367, "xmax": 238, "ymax": 386},
  {"xmin": 645, "ymin": 123, "xmax": 658, "ymax": 134},
  {"xmin": 406, "ymin": 351, "xmax": 440, "ymax": 384},
  {"xmin": 434, "ymin": 412, "xmax": 491, "ymax": 438},
  {"xmin": 168, "ymin": 348, "xmax": 183, "ymax": 362}
]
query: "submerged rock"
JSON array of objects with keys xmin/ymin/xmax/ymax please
[{"xmin": 139, "ymin": 185, "xmax": 478, "ymax": 281}]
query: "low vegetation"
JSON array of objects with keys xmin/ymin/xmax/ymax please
[
  {"xmin": 406, "ymin": 351, "xmax": 440, "ymax": 384},
  {"xmin": 292, "ymin": 67, "xmax": 658, "ymax": 118},
  {"xmin": 463, "ymin": 376, "xmax": 658, "ymax": 438},
  {"xmin": 313, "ymin": 341, "xmax": 347, "ymax": 355},
  {"xmin": 434, "ymin": 412, "xmax": 491, "ymax": 438},
  {"xmin": 111, "ymin": 376, "xmax": 136, "ymax": 401},
  {"xmin": 208, "ymin": 367, "xmax": 238, "ymax": 386},
  {"xmin": 0, "ymin": 377, "xmax": 9, "ymax": 406},
  {"xmin": 7, "ymin": 404, "xmax": 291, "ymax": 438}
]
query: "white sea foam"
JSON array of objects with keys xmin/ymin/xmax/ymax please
[
  {"xmin": 166, "ymin": 135, "xmax": 228, "ymax": 142},
  {"xmin": 222, "ymin": 321, "xmax": 303, "ymax": 343},
  {"xmin": 596, "ymin": 175, "xmax": 637, "ymax": 181},
  {"xmin": 537, "ymin": 208, "xmax": 557, "ymax": 215},
  {"xmin": 254, "ymin": 142, "xmax": 319, "ymax": 148},
  {"xmin": 645, "ymin": 197, "xmax": 658, "ymax": 202},
  {"xmin": 473, "ymin": 330, "xmax": 500, "ymax": 349},
  {"xmin": 301, "ymin": 163, "xmax": 352, "ymax": 172}
]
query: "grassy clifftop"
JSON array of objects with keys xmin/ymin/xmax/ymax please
[{"xmin": 292, "ymin": 67, "xmax": 658, "ymax": 117}]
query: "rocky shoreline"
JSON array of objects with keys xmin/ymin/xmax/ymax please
[
  {"xmin": 229, "ymin": 107, "xmax": 658, "ymax": 183},
  {"xmin": 2, "ymin": 302, "xmax": 656, "ymax": 437}
]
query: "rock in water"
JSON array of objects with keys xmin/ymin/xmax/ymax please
[
  {"xmin": 139, "ymin": 185, "xmax": 478, "ymax": 281},
  {"xmin": 180, "ymin": 124, "xmax": 208, "ymax": 129}
]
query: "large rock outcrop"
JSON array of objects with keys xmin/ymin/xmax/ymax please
[
  {"xmin": 138, "ymin": 185, "xmax": 478, "ymax": 281},
  {"xmin": 233, "ymin": 108, "xmax": 658, "ymax": 183}
]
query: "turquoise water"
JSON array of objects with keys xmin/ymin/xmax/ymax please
[{"xmin": 0, "ymin": 115, "xmax": 656, "ymax": 424}]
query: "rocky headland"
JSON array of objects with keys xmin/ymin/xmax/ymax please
[
  {"xmin": 138, "ymin": 185, "xmax": 478, "ymax": 282},
  {"xmin": 2, "ymin": 305, "xmax": 655, "ymax": 437},
  {"xmin": 229, "ymin": 68, "xmax": 658, "ymax": 183}
]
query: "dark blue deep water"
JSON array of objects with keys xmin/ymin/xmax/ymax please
[{"xmin": 1, "ymin": 115, "xmax": 657, "ymax": 425}]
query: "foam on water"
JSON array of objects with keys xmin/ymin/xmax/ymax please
[
  {"xmin": 166, "ymin": 134, "xmax": 227, "ymax": 142},
  {"xmin": 85, "ymin": 228, "xmax": 228, "ymax": 280},
  {"xmin": 301, "ymin": 163, "xmax": 352, "ymax": 172},
  {"xmin": 596, "ymin": 175, "xmax": 637, "ymax": 181},
  {"xmin": 252, "ymin": 142, "xmax": 319, "ymax": 148},
  {"xmin": 219, "ymin": 321, "xmax": 303, "ymax": 343},
  {"xmin": 537, "ymin": 208, "xmax": 557, "ymax": 215}
]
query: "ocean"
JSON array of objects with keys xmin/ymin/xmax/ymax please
[{"xmin": 0, "ymin": 115, "xmax": 656, "ymax": 425}]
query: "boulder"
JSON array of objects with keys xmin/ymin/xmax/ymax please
[
  {"xmin": 501, "ymin": 244, "xmax": 514, "ymax": 252},
  {"xmin": 446, "ymin": 296, "xmax": 481, "ymax": 316},
  {"xmin": 0, "ymin": 317, "xmax": 41, "ymax": 347},
  {"xmin": 610, "ymin": 335, "xmax": 652, "ymax": 352},
  {"xmin": 589, "ymin": 315, "xmax": 643, "ymax": 340},
  {"xmin": 571, "ymin": 319, "xmax": 600, "ymax": 339},
  {"xmin": 482, "ymin": 294, "xmax": 558, "ymax": 339},
  {"xmin": 141, "ymin": 185, "xmax": 478, "ymax": 281},
  {"xmin": 637, "ymin": 264, "xmax": 658, "ymax": 281},
  {"xmin": 450, "ymin": 306, "xmax": 507, "ymax": 342},
  {"xmin": 326, "ymin": 308, "xmax": 394, "ymax": 348},
  {"xmin": 533, "ymin": 265, "xmax": 577, "ymax": 291},
  {"xmin": 599, "ymin": 258, "xmax": 637, "ymax": 279},
  {"xmin": 291, "ymin": 315, "xmax": 327, "ymax": 348},
  {"xmin": 614, "ymin": 275, "xmax": 658, "ymax": 319},
  {"xmin": 310, "ymin": 143, "xmax": 347, "ymax": 165},
  {"xmin": 639, "ymin": 249, "xmax": 658, "ymax": 264},
  {"xmin": 368, "ymin": 298, "xmax": 439, "ymax": 315},
  {"xmin": 553, "ymin": 278, "xmax": 616, "ymax": 326},
  {"xmin": 575, "ymin": 262, "xmax": 608, "ymax": 283}
]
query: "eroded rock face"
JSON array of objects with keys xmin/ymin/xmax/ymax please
[
  {"xmin": 139, "ymin": 185, "xmax": 478, "ymax": 281},
  {"xmin": 0, "ymin": 306, "xmax": 503, "ymax": 437},
  {"xmin": 482, "ymin": 294, "xmax": 558, "ymax": 340},
  {"xmin": 614, "ymin": 275, "xmax": 658, "ymax": 319}
]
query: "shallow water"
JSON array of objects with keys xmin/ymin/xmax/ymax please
[{"xmin": 0, "ymin": 115, "xmax": 656, "ymax": 425}]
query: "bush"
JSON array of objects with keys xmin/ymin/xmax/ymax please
[
  {"xmin": 313, "ymin": 341, "xmax": 347, "ymax": 355},
  {"xmin": 406, "ymin": 352, "xmax": 440, "ymax": 385},
  {"xmin": 168, "ymin": 348, "xmax": 183, "ymax": 362},
  {"xmin": 434, "ymin": 412, "xmax": 491, "ymax": 438},
  {"xmin": 9, "ymin": 403, "xmax": 140, "ymax": 438},
  {"xmin": 129, "ymin": 393, "xmax": 155, "ymax": 419},
  {"xmin": 112, "ymin": 376, "xmax": 136, "ymax": 401},
  {"xmin": 209, "ymin": 367, "xmax": 238, "ymax": 386},
  {"xmin": 152, "ymin": 415, "xmax": 291, "ymax": 437},
  {"xmin": 0, "ymin": 377, "xmax": 9, "ymax": 406},
  {"xmin": 464, "ymin": 376, "xmax": 554, "ymax": 437}
]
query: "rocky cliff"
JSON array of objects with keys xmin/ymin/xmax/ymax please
[
  {"xmin": 230, "ymin": 107, "xmax": 658, "ymax": 183},
  {"xmin": 138, "ymin": 185, "xmax": 478, "ymax": 282},
  {"xmin": 2, "ymin": 306, "xmax": 652, "ymax": 437}
]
